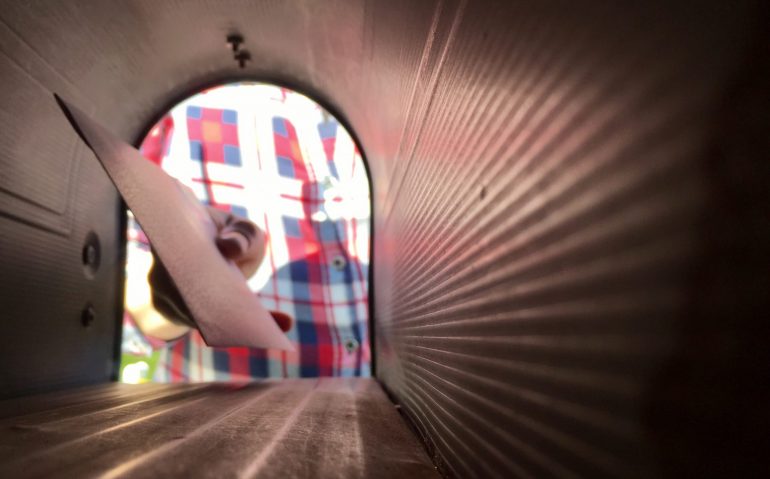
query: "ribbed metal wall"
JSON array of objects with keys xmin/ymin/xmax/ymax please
[{"xmin": 372, "ymin": 1, "xmax": 769, "ymax": 477}]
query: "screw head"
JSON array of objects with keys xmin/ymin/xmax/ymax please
[
  {"xmin": 226, "ymin": 33, "xmax": 243, "ymax": 52},
  {"xmin": 234, "ymin": 50, "xmax": 251, "ymax": 69}
]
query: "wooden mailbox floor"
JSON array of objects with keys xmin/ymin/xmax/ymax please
[{"xmin": 0, "ymin": 378, "xmax": 438, "ymax": 478}]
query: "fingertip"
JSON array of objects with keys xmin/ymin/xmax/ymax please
[
  {"xmin": 269, "ymin": 311, "xmax": 294, "ymax": 332},
  {"xmin": 215, "ymin": 231, "xmax": 248, "ymax": 259}
]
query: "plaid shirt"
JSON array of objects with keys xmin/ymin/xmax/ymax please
[{"xmin": 122, "ymin": 84, "xmax": 370, "ymax": 381}]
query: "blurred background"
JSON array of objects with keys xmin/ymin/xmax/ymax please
[{"xmin": 120, "ymin": 83, "xmax": 371, "ymax": 383}]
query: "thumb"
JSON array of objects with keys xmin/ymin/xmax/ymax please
[{"xmin": 215, "ymin": 230, "xmax": 249, "ymax": 260}]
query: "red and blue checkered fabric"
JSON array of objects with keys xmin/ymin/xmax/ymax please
[{"xmin": 125, "ymin": 84, "xmax": 370, "ymax": 380}]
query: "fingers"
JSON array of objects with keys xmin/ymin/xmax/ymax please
[
  {"xmin": 147, "ymin": 251, "xmax": 197, "ymax": 328},
  {"xmin": 222, "ymin": 218, "xmax": 266, "ymax": 278},
  {"xmin": 206, "ymin": 206, "xmax": 267, "ymax": 279}
]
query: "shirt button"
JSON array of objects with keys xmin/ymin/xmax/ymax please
[
  {"xmin": 311, "ymin": 210, "xmax": 328, "ymax": 222},
  {"xmin": 344, "ymin": 338, "xmax": 359, "ymax": 353},
  {"xmin": 332, "ymin": 255, "xmax": 346, "ymax": 270}
]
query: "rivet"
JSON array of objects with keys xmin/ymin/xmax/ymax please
[
  {"xmin": 82, "ymin": 231, "xmax": 101, "ymax": 278},
  {"xmin": 84, "ymin": 244, "xmax": 97, "ymax": 265},
  {"xmin": 81, "ymin": 304, "xmax": 96, "ymax": 328}
]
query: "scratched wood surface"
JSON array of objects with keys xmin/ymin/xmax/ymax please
[{"xmin": 0, "ymin": 378, "xmax": 438, "ymax": 478}]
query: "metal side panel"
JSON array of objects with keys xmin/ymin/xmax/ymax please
[
  {"xmin": 372, "ymin": 2, "xmax": 770, "ymax": 478},
  {"xmin": 0, "ymin": 25, "xmax": 123, "ymax": 398}
]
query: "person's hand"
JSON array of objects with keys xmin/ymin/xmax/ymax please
[
  {"xmin": 206, "ymin": 207, "xmax": 266, "ymax": 280},
  {"xmin": 145, "ymin": 207, "xmax": 293, "ymax": 335}
]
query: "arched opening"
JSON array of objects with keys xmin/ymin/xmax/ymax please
[{"xmin": 120, "ymin": 82, "xmax": 371, "ymax": 383}]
